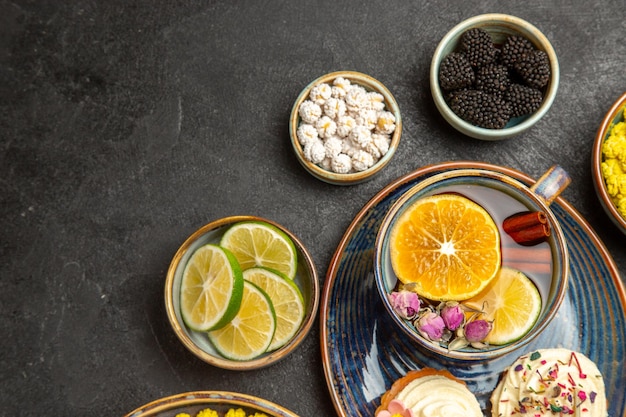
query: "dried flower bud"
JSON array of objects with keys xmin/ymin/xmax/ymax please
[
  {"xmin": 441, "ymin": 302, "xmax": 464, "ymax": 331},
  {"xmin": 389, "ymin": 290, "xmax": 420, "ymax": 320},
  {"xmin": 416, "ymin": 311, "xmax": 445, "ymax": 341},
  {"xmin": 464, "ymin": 319, "xmax": 492, "ymax": 343}
]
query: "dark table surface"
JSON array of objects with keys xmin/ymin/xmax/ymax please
[{"xmin": 1, "ymin": 1, "xmax": 625, "ymax": 416}]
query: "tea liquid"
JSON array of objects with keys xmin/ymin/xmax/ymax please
[{"xmin": 427, "ymin": 184, "xmax": 555, "ymax": 304}]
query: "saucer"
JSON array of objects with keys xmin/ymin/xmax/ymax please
[{"xmin": 320, "ymin": 161, "xmax": 626, "ymax": 416}]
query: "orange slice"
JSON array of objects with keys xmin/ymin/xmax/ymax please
[{"xmin": 389, "ymin": 193, "xmax": 501, "ymax": 300}]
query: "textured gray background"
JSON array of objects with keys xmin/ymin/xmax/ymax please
[{"xmin": 1, "ymin": 1, "xmax": 625, "ymax": 416}]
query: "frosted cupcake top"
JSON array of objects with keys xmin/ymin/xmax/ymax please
[{"xmin": 491, "ymin": 348, "xmax": 606, "ymax": 417}]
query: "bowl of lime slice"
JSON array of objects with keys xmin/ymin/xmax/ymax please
[{"xmin": 165, "ymin": 216, "xmax": 320, "ymax": 370}]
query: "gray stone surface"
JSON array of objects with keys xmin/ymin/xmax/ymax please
[{"xmin": 1, "ymin": 1, "xmax": 624, "ymax": 416}]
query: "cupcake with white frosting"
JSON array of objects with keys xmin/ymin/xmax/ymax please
[
  {"xmin": 375, "ymin": 368, "xmax": 482, "ymax": 417},
  {"xmin": 491, "ymin": 348, "xmax": 606, "ymax": 417}
]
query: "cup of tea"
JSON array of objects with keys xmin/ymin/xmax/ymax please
[{"xmin": 374, "ymin": 165, "xmax": 570, "ymax": 361}]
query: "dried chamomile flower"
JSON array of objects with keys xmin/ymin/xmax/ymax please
[
  {"xmin": 296, "ymin": 123, "xmax": 318, "ymax": 146},
  {"xmin": 352, "ymin": 149, "xmax": 375, "ymax": 171},
  {"xmin": 303, "ymin": 139, "xmax": 326, "ymax": 164},
  {"xmin": 376, "ymin": 111, "xmax": 396, "ymax": 135},
  {"xmin": 315, "ymin": 115, "xmax": 337, "ymax": 139},
  {"xmin": 298, "ymin": 100, "xmax": 322, "ymax": 124},
  {"xmin": 331, "ymin": 153, "xmax": 353, "ymax": 174},
  {"xmin": 309, "ymin": 82, "xmax": 332, "ymax": 105}
]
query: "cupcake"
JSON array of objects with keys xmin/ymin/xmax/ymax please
[
  {"xmin": 491, "ymin": 348, "xmax": 607, "ymax": 417},
  {"xmin": 375, "ymin": 368, "xmax": 482, "ymax": 417}
]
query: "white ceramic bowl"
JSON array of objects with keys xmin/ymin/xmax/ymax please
[
  {"xmin": 289, "ymin": 71, "xmax": 402, "ymax": 185},
  {"xmin": 430, "ymin": 14, "xmax": 559, "ymax": 140},
  {"xmin": 592, "ymin": 92, "xmax": 626, "ymax": 235},
  {"xmin": 164, "ymin": 215, "xmax": 319, "ymax": 370}
]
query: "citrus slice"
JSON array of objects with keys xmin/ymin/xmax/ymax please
[
  {"xmin": 463, "ymin": 267, "xmax": 542, "ymax": 345},
  {"xmin": 220, "ymin": 221, "xmax": 298, "ymax": 279},
  {"xmin": 207, "ymin": 280, "xmax": 276, "ymax": 361},
  {"xmin": 180, "ymin": 244, "xmax": 244, "ymax": 331},
  {"xmin": 389, "ymin": 193, "xmax": 501, "ymax": 301},
  {"xmin": 243, "ymin": 267, "xmax": 305, "ymax": 351}
]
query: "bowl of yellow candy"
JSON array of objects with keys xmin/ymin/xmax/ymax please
[{"xmin": 592, "ymin": 92, "xmax": 626, "ymax": 235}]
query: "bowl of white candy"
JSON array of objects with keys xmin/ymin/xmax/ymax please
[{"xmin": 289, "ymin": 71, "xmax": 402, "ymax": 185}]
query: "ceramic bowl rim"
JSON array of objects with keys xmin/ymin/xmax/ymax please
[
  {"xmin": 289, "ymin": 70, "xmax": 402, "ymax": 185},
  {"xmin": 123, "ymin": 390, "xmax": 298, "ymax": 417},
  {"xmin": 164, "ymin": 215, "xmax": 320, "ymax": 370},
  {"xmin": 374, "ymin": 168, "xmax": 570, "ymax": 361},
  {"xmin": 429, "ymin": 13, "xmax": 560, "ymax": 140},
  {"xmin": 591, "ymin": 91, "xmax": 626, "ymax": 235}
]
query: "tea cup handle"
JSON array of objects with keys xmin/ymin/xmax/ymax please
[{"xmin": 530, "ymin": 165, "xmax": 571, "ymax": 206}]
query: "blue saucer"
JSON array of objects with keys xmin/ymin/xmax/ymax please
[{"xmin": 320, "ymin": 161, "xmax": 626, "ymax": 416}]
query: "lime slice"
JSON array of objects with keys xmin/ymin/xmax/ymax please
[
  {"xmin": 220, "ymin": 221, "xmax": 298, "ymax": 279},
  {"xmin": 180, "ymin": 244, "xmax": 244, "ymax": 332},
  {"xmin": 207, "ymin": 280, "xmax": 277, "ymax": 361},
  {"xmin": 464, "ymin": 267, "xmax": 542, "ymax": 345},
  {"xmin": 243, "ymin": 267, "xmax": 305, "ymax": 351}
]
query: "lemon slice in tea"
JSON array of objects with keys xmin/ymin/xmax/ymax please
[
  {"xmin": 464, "ymin": 267, "xmax": 542, "ymax": 345},
  {"xmin": 389, "ymin": 193, "xmax": 501, "ymax": 301},
  {"xmin": 207, "ymin": 280, "xmax": 277, "ymax": 361},
  {"xmin": 180, "ymin": 244, "xmax": 244, "ymax": 332},
  {"xmin": 244, "ymin": 267, "xmax": 305, "ymax": 351},
  {"xmin": 220, "ymin": 221, "xmax": 298, "ymax": 279}
]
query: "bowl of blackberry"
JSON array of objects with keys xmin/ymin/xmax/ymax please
[{"xmin": 430, "ymin": 14, "xmax": 559, "ymax": 140}]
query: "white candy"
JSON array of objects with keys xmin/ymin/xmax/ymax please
[
  {"xmin": 324, "ymin": 136, "xmax": 343, "ymax": 159},
  {"xmin": 372, "ymin": 133, "xmax": 391, "ymax": 156},
  {"xmin": 303, "ymin": 139, "xmax": 326, "ymax": 164},
  {"xmin": 331, "ymin": 77, "xmax": 351, "ymax": 98},
  {"xmin": 352, "ymin": 150, "xmax": 375, "ymax": 172},
  {"xmin": 356, "ymin": 108, "xmax": 378, "ymax": 131},
  {"xmin": 319, "ymin": 157, "xmax": 332, "ymax": 171},
  {"xmin": 376, "ymin": 111, "xmax": 396, "ymax": 135},
  {"xmin": 309, "ymin": 83, "xmax": 332, "ymax": 105},
  {"xmin": 296, "ymin": 123, "xmax": 319, "ymax": 146},
  {"xmin": 331, "ymin": 153, "xmax": 352, "ymax": 174},
  {"xmin": 323, "ymin": 97, "xmax": 347, "ymax": 120},
  {"xmin": 366, "ymin": 91, "xmax": 386, "ymax": 111},
  {"xmin": 315, "ymin": 116, "xmax": 337, "ymax": 139},
  {"xmin": 296, "ymin": 76, "xmax": 396, "ymax": 174},
  {"xmin": 336, "ymin": 115, "xmax": 356, "ymax": 138},
  {"xmin": 344, "ymin": 85, "xmax": 368, "ymax": 112},
  {"xmin": 298, "ymin": 100, "xmax": 322, "ymax": 124},
  {"xmin": 349, "ymin": 125, "xmax": 372, "ymax": 147}
]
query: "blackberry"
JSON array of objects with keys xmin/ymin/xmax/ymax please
[
  {"xmin": 500, "ymin": 35, "xmax": 535, "ymax": 69},
  {"xmin": 439, "ymin": 52, "xmax": 475, "ymax": 91},
  {"xmin": 460, "ymin": 28, "xmax": 498, "ymax": 68},
  {"xmin": 449, "ymin": 89, "xmax": 512, "ymax": 129},
  {"xmin": 475, "ymin": 63, "xmax": 511, "ymax": 97},
  {"xmin": 505, "ymin": 84, "xmax": 544, "ymax": 117},
  {"xmin": 514, "ymin": 50, "xmax": 551, "ymax": 89}
]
